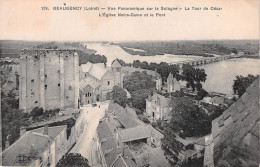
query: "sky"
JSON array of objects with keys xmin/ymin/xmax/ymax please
[{"xmin": 0, "ymin": 0, "xmax": 259, "ymax": 41}]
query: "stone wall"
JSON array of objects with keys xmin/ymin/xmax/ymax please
[{"xmin": 19, "ymin": 49, "xmax": 79, "ymax": 112}]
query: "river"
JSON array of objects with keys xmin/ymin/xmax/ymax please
[{"xmin": 84, "ymin": 43, "xmax": 260, "ymax": 95}]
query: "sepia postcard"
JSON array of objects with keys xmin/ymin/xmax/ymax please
[{"xmin": 0, "ymin": 0, "xmax": 259, "ymax": 166}]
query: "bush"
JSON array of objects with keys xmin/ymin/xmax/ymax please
[
  {"xmin": 135, "ymin": 108, "xmax": 143, "ymax": 115},
  {"xmin": 30, "ymin": 107, "xmax": 44, "ymax": 118},
  {"xmin": 185, "ymin": 143, "xmax": 194, "ymax": 150},
  {"xmin": 151, "ymin": 122, "xmax": 158, "ymax": 128},
  {"xmin": 138, "ymin": 115, "xmax": 150, "ymax": 124}
]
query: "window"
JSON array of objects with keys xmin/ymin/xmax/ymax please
[
  {"xmin": 45, "ymin": 85, "xmax": 47, "ymax": 89},
  {"xmin": 45, "ymin": 74, "xmax": 48, "ymax": 77},
  {"xmin": 57, "ymin": 70, "xmax": 60, "ymax": 73},
  {"xmin": 85, "ymin": 74, "xmax": 87, "ymax": 77},
  {"xmin": 35, "ymin": 101, "xmax": 38, "ymax": 104},
  {"xmin": 108, "ymin": 81, "xmax": 110, "ymax": 85},
  {"xmin": 31, "ymin": 79, "xmax": 34, "ymax": 83},
  {"xmin": 31, "ymin": 92, "xmax": 34, "ymax": 95},
  {"xmin": 58, "ymin": 83, "xmax": 60, "ymax": 86}
]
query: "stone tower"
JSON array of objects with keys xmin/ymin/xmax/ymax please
[
  {"xmin": 19, "ymin": 49, "xmax": 79, "ymax": 112},
  {"xmin": 155, "ymin": 76, "xmax": 162, "ymax": 91},
  {"xmin": 111, "ymin": 59, "xmax": 123, "ymax": 87},
  {"xmin": 167, "ymin": 72, "xmax": 174, "ymax": 93}
]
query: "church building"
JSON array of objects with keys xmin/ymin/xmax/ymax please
[{"xmin": 79, "ymin": 59, "xmax": 124, "ymax": 105}]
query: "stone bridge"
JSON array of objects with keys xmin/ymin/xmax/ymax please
[{"xmin": 169, "ymin": 54, "xmax": 242, "ymax": 68}]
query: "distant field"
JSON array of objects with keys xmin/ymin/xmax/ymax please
[
  {"xmin": 112, "ymin": 40, "xmax": 259, "ymax": 57},
  {"xmin": 0, "ymin": 41, "xmax": 81, "ymax": 58}
]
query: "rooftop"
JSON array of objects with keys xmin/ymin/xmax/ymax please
[
  {"xmin": 81, "ymin": 62, "xmax": 109, "ymax": 80},
  {"xmin": 210, "ymin": 78, "xmax": 259, "ymax": 166},
  {"xmin": 2, "ymin": 132, "xmax": 52, "ymax": 166},
  {"xmin": 111, "ymin": 59, "xmax": 122, "ymax": 68},
  {"xmin": 108, "ymin": 103, "xmax": 140, "ymax": 128}
]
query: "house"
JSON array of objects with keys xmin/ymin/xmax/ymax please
[
  {"xmin": 2, "ymin": 125, "xmax": 67, "ymax": 167},
  {"xmin": 79, "ymin": 60, "xmax": 124, "ymax": 105},
  {"xmin": 97, "ymin": 103, "xmax": 164, "ymax": 167},
  {"xmin": 167, "ymin": 73, "xmax": 181, "ymax": 93},
  {"xmin": 146, "ymin": 93, "xmax": 172, "ymax": 121},
  {"xmin": 203, "ymin": 79, "xmax": 259, "ymax": 167}
]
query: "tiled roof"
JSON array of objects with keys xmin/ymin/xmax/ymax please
[
  {"xmin": 81, "ymin": 62, "xmax": 92, "ymax": 72},
  {"xmin": 2, "ymin": 132, "xmax": 52, "ymax": 166},
  {"xmin": 111, "ymin": 155, "xmax": 137, "ymax": 167},
  {"xmin": 97, "ymin": 121, "xmax": 123, "ymax": 167},
  {"xmin": 211, "ymin": 78, "xmax": 259, "ymax": 166},
  {"xmin": 30, "ymin": 125, "xmax": 67, "ymax": 139},
  {"xmin": 119, "ymin": 125, "xmax": 151, "ymax": 143},
  {"xmin": 89, "ymin": 63, "xmax": 108, "ymax": 80},
  {"xmin": 79, "ymin": 77, "xmax": 100, "ymax": 91},
  {"xmin": 108, "ymin": 103, "xmax": 140, "ymax": 128},
  {"xmin": 81, "ymin": 62, "xmax": 108, "ymax": 80}
]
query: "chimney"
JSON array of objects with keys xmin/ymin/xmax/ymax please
[
  {"xmin": 20, "ymin": 127, "xmax": 26, "ymax": 137},
  {"xmin": 44, "ymin": 125, "xmax": 48, "ymax": 135}
]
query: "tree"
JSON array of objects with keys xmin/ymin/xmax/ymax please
[
  {"xmin": 169, "ymin": 97, "xmax": 211, "ymax": 137},
  {"xmin": 131, "ymin": 89, "xmax": 153, "ymax": 112},
  {"xmin": 133, "ymin": 60, "xmax": 141, "ymax": 68},
  {"xmin": 123, "ymin": 71, "xmax": 155, "ymax": 93},
  {"xmin": 56, "ymin": 153, "xmax": 90, "ymax": 167},
  {"xmin": 233, "ymin": 74, "xmax": 258, "ymax": 97},
  {"xmin": 181, "ymin": 64, "xmax": 207, "ymax": 91},
  {"xmin": 111, "ymin": 86, "xmax": 127, "ymax": 108},
  {"xmin": 30, "ymin": 107, "xmax": 44, "ymax": 118},
  {"xmin": 196, "ymin": 88, "xmax": 208, "ymax": 100}
]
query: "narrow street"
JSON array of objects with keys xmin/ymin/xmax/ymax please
[{"xmin": 70, "ymin": 101, "xmax": 109, "ymax": 166}]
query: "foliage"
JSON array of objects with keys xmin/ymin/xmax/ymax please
[
  {"xmin": 56, "ymin": 153, "xmax": 90, "ymax": 167},
  {"xmin": 196, "ymin": 88, "xmax": 208, "ymax": 100},
  {"xmin": 1, "ymin": 90, "xmax": 27, "ymax": 148},
  {"xmin": 233, "ymin": 74, "xmax": 258, "ymax": 97},
  {"xmin": 77, "ymin": 50, "xmax": 107, "ymax": 66},
  {"xmin": 151, "ymin": 122, "xmax": 158, "ymax": 128},
  {"xmin": 123, "ymin": 71, "xmax": 155, "ymax": 93},
  {"xmin": 169, "ymin": 97, "xmax": 211, "ymax": 137},
  {"xmin": 138, "ymin": 115, "xmax": 150, "ymax": 124},
  {"xmin": 181, "ymin": 64, "xmax": 207, "ymax": 91},
  {"xmin": 111, "ymin": 86, "xmax": 127, "ymax": 108},
  {"xmin": 131, "ymin": 89, "xmax": 153, "ymax": 112},
  {"xmin": 30, "ymin": 107, "xmax": 44, "ymax": 118}
]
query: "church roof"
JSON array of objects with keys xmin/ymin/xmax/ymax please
[
  {"xmin": 81, "ymin": 62, "xmax": 108, "ymax": 80},
  {"xmin": 79, "ymin": 77, "xmax": 100, "ymax": 91},
  {"xmin": 81, "ymin": 62, "xmax": 92, "ymax": 72},
  {"xmin": 111, "ymin": 59, "xmax": 122, "ymax": 68}
]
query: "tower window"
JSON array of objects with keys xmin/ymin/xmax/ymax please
[
  {"xmin": 31, "ymin": 79, "xmax": 34, "ymax": 83},
  {"xmin": 35, "ymin": 101, "xmax": 38, "ymax": 104},
  {"xmin": 45, "ymin": 85, "xmax": 47, "ymax": 89},
  {"xmin": 58, "ymin": 83, "xmax": 60, "ymax": 86},
  {"xmin": 108, "ymin": 81, "xmax": 110, "ymax": 85},
  {"xmin": 45, "ymin": 74, "xmax": 48, "ymax": 77}
]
